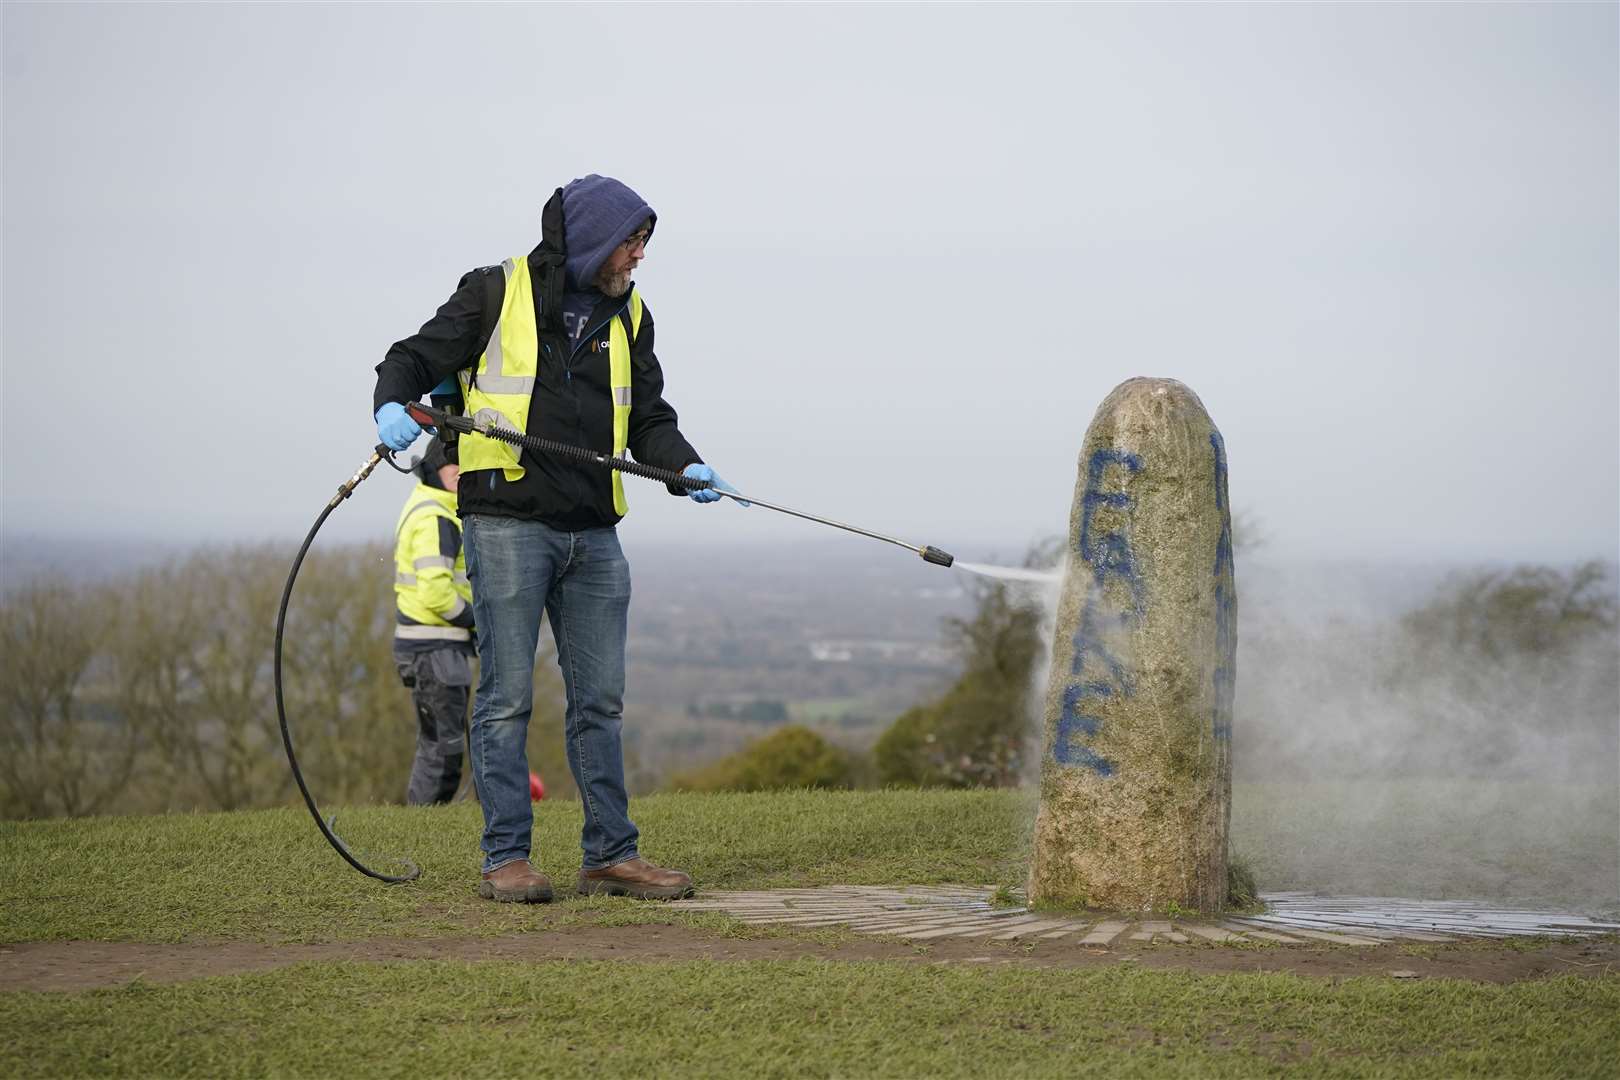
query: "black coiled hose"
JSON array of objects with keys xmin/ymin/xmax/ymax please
[{"xmin": 275, "ymin": 446, "xmax": 422, "ymax": 883}]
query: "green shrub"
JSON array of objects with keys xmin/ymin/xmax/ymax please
[
  {"xmin": 671, "ymin": 725, "xmax": 854, "ymax": 792},
  {"xmin": 873, "ymin": 560, "xmax": 1049, "ymax": 788}
]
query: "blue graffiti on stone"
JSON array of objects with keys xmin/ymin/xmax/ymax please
[
  {"xmin": 1077, "ymin": 449, "xmax": 1146, "ymax": 613},
  {"xmin": 1210, "ymin": 432, "xmax": 1235, "ymax": 741},
  {"xmin": 1056, "ymin": 685, "xmax": 1116, "ymax": 777},
  {"xmin": 1052, "ymin": 448, "xmax": 1143, "ymax": 775}
]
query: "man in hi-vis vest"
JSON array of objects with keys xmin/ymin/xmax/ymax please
[
  {"xmin": 392, "ymin": 438, "xmax": 475, "ymax": 806},
  {"xmin": 373, "ymin": 176, "xmax": 737, "ymax": 903}
]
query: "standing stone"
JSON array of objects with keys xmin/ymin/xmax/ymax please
[{"xmin": 1028, "ymin": 378, "xmax": 1235, "ymax": 912}]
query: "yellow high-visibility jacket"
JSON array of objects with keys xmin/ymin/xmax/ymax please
[
  {"xmin": 457, "ymin": 255, "xmax": 642, "ymax": 515},
  {"xmin": 393, "ymin": 482, "xmax": 473, "ymax": 642}
]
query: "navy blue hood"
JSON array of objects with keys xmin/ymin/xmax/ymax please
[{"xmin": 561, "ymin": 175, "xmax": 656, "ymax": 290}]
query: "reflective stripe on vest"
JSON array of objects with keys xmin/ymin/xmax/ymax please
[
  {"xmin": 394, "ymin": 623, "xmax": 472, "ymax": 642},
  {"xmin": 459, "ymin": 257, "xmax": 643, "ymax": 513},
  {"xmin": 396, "ymin": 570, "xmax": 470, "ymax": 587}
]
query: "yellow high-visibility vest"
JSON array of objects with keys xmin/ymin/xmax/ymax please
[
  {"xmin": 457, "ymin": 256, "xmax": 643, "ymax": 515},
  {"xmin": 393, "ymin": 482, "xmax": 472, "ymax": 642}
]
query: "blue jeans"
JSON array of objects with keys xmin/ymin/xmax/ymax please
[{"xmin": 462, "ymin": 514, "xmax": 639, "ymax": 873}]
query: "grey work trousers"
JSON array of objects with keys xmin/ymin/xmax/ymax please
[{"xmin": 394, "ymin": 642, "xmax": 475, "ymax": 806}]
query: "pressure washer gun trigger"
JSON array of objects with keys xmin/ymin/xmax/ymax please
[
  {"xmin": 403, "ymin": 401, "xmax": 443, "ymax": 430},
  {"xmin": 404, "ymin": 401, "xmax": 475, "ymax": 437}
]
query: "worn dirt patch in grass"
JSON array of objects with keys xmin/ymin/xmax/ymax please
[{"xmin": 4, "ymin": 924, "xmax": 1615, "ymax": 992}]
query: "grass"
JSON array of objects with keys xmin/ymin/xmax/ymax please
[
  {"xmin": 0, "ymin": 789, "xmax": 1028, "ymax": 943},
  {"xmin": 7, "ymin": 780, "xmax": 1616, "ymax": 943},
  {"xmin": 3, "ymin": 960, "xmax": 1616, "ymax": 1079},
  {"xmin": 5, "ymin": 782, "xmax": 1615, "ymax": 944},
  {"xmin": 1225, "ymin": 855, "xmax": 1262, "ymax": 911},
  {"xmin": 4, "ymin": 786, "xmax": 1618, "ymax": 1078}
]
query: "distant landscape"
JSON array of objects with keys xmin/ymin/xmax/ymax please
[
  {"xmin": 0, "ymin": 532, "xmax": 977, "ymax": 785},
  {"xmin": 0, "ymin": 530, "xmax": 1466, "ymax": 781}
]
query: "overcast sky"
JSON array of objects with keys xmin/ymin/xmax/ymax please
[{"xmin": 3, "ymin": 2, "xmax": 1615, "ymax": 566}]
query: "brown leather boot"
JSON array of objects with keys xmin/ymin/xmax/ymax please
[
  {"xmin": 478, "ymin": 859, "xmax": 553, "ymax": 903},
  {"xmin": 577, "ymin": 856, "xmax": 694, "ymax": 900}
]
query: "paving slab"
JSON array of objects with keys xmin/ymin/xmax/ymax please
[
  {"xmin": 667, "ymin": 887, "xmax": 1616, "ymax": 949},
  {"xmin": 901, "ymin": 920, "xmax": 1023, "ymax": 941},
  {"xmin": 1276, "ymin": 928, "xmax": 1384, "ymax": 947},
  {"xmin": 1080, "ymin": 920, "xmax": 1131, "ymax": 946},
  {"xmin": 956, "ymin": 916, "xmax": 1052, "ymax": 938},
  {"xmin": 990, "ymin": 920, "xmax": 1080, "ymax": 941},
  {"xmin": 1220, "ymin": 922, "xmax": 1303, "ymax": 944}
]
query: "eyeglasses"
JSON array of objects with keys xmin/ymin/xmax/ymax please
[{"xmin": 621, "ymin": 229, "xmax": 651, "ymax": 254}]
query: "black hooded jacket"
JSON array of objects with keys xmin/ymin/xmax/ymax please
[{"xmin": 373, "ymin": 189, "xmax": 702, "ymax": 530}]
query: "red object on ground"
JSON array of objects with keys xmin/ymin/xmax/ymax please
[{"xmin": 528, "ymin": 772, "xmax": 545, "ymax": 801}]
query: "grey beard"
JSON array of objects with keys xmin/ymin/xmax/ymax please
[{"xmin": 595, "ymin": 267, "xmax": 633, "ymax": 297}]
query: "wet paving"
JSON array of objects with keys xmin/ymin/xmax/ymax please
[{"xmin": 670, "ymin": 885, "xmax": 1620, "ymax": 946}]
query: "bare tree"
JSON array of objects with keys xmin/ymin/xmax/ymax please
[
  {"xmin": 275, "ymin": 543, "xmax": 388, "ymax": 799},
  {"xmin": 3, "ymin": 540, "xmax": 634, "ymax": 818},
  {"xmin": 111, "ymin": 550, "xmax": 290, "ymax": 811},
  {"xmin": 0, "ymin": 582, "xmax": 142, "ymax": 817}
]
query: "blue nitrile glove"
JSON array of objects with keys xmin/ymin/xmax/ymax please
[
  {"xmin": 375, "ymin": 402, "xmax": 423, "ymax": 452},
  {"xmin": 683, "ymin": 463, "xmax": 749, "ymax": 506}
]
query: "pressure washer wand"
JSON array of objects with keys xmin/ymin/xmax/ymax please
[
  {"xmin": 709, "ymin": 487, "xmax": 954, "ymax": 566},
  {"xmin": 403, "ymin": 402, "xmax": 954, "ymax": 568}
]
